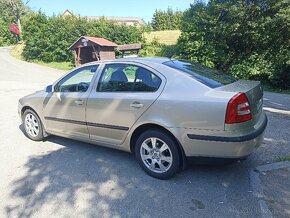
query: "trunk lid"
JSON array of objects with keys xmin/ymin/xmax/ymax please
[{"xmin": 216, "ymin": 80, "xmax": 263, "ymax": 121}]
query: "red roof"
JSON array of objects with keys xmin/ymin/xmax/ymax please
[
  {"xmin": 68, "ymin": 36, "xmax": 118, "ymax": 50},
  {"xmin": 84, "ymin": 36, "xmax": 118, "ymax": 47}
]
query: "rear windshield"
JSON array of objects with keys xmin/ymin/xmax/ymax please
[{"xmin": 163, "ymin": 60, "xmax": 236, "ymax": 88}]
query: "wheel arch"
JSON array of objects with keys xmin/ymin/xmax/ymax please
[
  {"xmin": 21, "ymin": 105, "xmax": 40, "ymax": 118},
  {"xmin": 130, "ymin": 123, "xmax": 187, "ymax": 169}
]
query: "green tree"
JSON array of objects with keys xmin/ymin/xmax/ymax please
[
  {"xmin": 0, "ymin": 0, "xmax": 30, "ymax": 34},
  {"xmin": 0, "ymin": 17, "xmax": 17, "ymax": 45},
  {"xmin": 178, "ymin": 0, "xmax": 290, "ymax": 88},
  {"xmin": 152, "ymin": 8, "xmax": 183, "ymax": 31},
  {"xmin": 0, "ymin": 0, "xmax": 31, "ymax": 44}
]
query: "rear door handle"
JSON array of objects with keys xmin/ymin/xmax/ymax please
[
  {"xmin": 75, "ymin": 99, "xmax": 84, "ymax": 105},
  {"xmin": 130, "ymin": 101, "xmax": 144, "ymax": 109}
]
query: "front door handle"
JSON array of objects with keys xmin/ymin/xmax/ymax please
[
  {"xmin": 130, "ymin": 101, "xmax": 143, "ymax": 109},
  {"xmin": 75, "ymin": 99, "xmax": 84, "ymax": 105}
]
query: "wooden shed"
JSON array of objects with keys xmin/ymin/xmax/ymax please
[{"xmin": 69, "ymin": 36, "xmax": 118, "ymax": 66}]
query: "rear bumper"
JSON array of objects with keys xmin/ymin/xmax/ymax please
[
  {"xmin": 187, "ymin": 115, "xmax": 267, "ymax": 143},
  {"xmin": 172, "ymin": 114, "xmax": 267, "ymax": 159},
  {"xmin": 186, "ymin": 156, "xmax": 248, "ymax": 165}
]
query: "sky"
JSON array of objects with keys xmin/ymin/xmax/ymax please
[{"xmin": 25, "ymin": 0, "xmax": 194, "ymax": 22}]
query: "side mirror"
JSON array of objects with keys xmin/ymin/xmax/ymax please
[{"xmin": 45, "ymin": 85, "xmax": 53, "ymax": 93}]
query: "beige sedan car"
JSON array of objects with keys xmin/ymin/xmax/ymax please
[{"xmin": 19, "ymin": 58, "xmax": 267, "ymax": 179}]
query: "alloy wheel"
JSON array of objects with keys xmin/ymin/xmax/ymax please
[
  {"xmin": 24, "ymin": 113, "xmax": 40, "ymax": 137},
  {"xmin": 140, "ymin": 137, "xmax": 173, "ymax": 173}
]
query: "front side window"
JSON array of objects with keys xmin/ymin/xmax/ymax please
[
  {"xmin": 97, "ymin": 63, "xmax": 161, "ymax": 92},
  {"xmin": 55, "ymin": 65, "xmax": 98, "ymax": 92}
]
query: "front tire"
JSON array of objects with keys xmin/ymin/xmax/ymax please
[
  {"xmin": 135, "ymin": 129, "xmax": 181, "ymax": 179},
  {"xmin": 22, "ymin": 109, "xmax": 44, "ymax": 141}
]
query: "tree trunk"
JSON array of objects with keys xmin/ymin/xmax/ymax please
[{"xmin": 16, "ymin": 15, "xmax": 21, "ymax": 40}]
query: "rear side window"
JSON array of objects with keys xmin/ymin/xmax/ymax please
[
  {"xmin": 97, "ymin": 63, "xmax": 161, "ymax": 92},
  {"xmin": 163, "ymin": 60, "xmax": 236, "ymax": 88}
]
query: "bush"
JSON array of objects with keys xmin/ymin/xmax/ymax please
[
  {"xmin": 22, "ymin": 12, "xmax": 145, "ymax": 63},
  {"xmin": 230, "ymin": 54, "xmax": 273, "ymax": 81},
  {"xmin": 0, "ymin": 18, "xmax": 17, "ymax": 46},
  {"xmin": 177, "ymin": 0, "xmax": 290, "ymax": 89},
  {"xmin": 140, "ymin": 38, "xmax": 179, "ymax": 58}
]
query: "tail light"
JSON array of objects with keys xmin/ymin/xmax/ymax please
[{"xmin": 225, "ymin": 92, "xmax": 252, "ymax": 124}]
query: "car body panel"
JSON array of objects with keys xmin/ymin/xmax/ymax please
[
  {"xmin": 180, "ymin": 113, "xmax": 267, "ymax": 157},
  {"xmin": 18, "ymin": 57, "xmax": 267, "ymax": 160},
  {"xmin": 86, "ymin": 62, "xmax": 166, "ymax": 145},
  {"xmin": 141, "ymin": 78, "xmax": 234, "ymax": 130},
  {"xmin": 216, "ymin": 80, "xmax": 264, "ymax": 130},
  {"xmin": 19, "ymin": 90, "xmax": 47, "ymax": 122},
  {"xmin": 86, "ymin": 92, "xmax": 162, "ymax": 144},
  {"xmin": 43, "ymin": 92, "xmax": 89, "ymax": 139},
  {"xmin": 42, "ymin": 64, "xmax": 100, "ymax": 139}
]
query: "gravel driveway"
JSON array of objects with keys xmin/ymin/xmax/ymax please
[{"xmin": 0, "ymin": 47, "xmax": 289, "ymax": 218}]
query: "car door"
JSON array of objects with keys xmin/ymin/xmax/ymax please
[
  {"xmin": 86, "ymin": 62, "xmax": 165, "ymax": 145},
  {"xmin": 43, "ymin": 65, "xmax": 99, "ymax": 139}
]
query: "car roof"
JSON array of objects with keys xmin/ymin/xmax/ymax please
[{"xmin": 84, "ymin": 57, "xmax": 172, "ymax": 66}]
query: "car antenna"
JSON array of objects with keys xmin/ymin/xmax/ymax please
[{"xmin": 167, "ymin": 55, "xmax": 174, "ymax": 63}]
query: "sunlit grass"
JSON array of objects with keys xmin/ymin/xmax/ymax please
[
  {"xmin": 32, "ymin": 61, "xmax": 73, "ymax": 71},
  {"xmin": 10, "ymin": 41, "xmax": 25, "ymax": 60},
  {"xmin": 144, "ymin": 30, "xmax": 181, "ymax": 45}
]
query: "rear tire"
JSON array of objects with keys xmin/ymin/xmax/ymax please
[
  {"xmin": 135, "ymin": 129, "xmax": 181, "ymax": 179},
  {"xmin": 22, "ymin": 109, "xmax": 44, "ymax": 141}
]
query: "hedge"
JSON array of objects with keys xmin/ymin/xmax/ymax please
[{"xmin": 22, "ymin": 12, "xmax": 145, "ymax": 62}]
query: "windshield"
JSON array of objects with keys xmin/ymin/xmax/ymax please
[{"xmin": 163, "ymin": 60, "xmax": 236, "ymax": 88}]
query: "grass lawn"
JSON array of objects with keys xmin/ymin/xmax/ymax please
[
  {"xmin": 31, "ymin": 61, "xmax": 73, "ymax": 71},
  {"xmin": 144, "ymin": 30, "xmax": 181, "ymax": 45},
  {"xmin": 10, "ymin": 42, "xmax": 73, "ymax": 71}
]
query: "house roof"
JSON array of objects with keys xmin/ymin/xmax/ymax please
[
  {"xmin": 62, "ymin": 9, "xmax": 145, "ymax": 26},
  {"xmin": 85, "ymin": 16, "xmax": 145, "ymax": 25},
  {"xmin": 63, "ymin": 9, "xmax": 73, "ymax": 16},
  {"xmin": 85, "ymin": 37, "xmax": 118, "ymax": 47},
  {"xmin": 117, "ymin": 43, "xmax": 142, "ymax": 51},
  {"xmin": 69, "ymin": 36, "xmax": 118, "ymax": 50}
]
